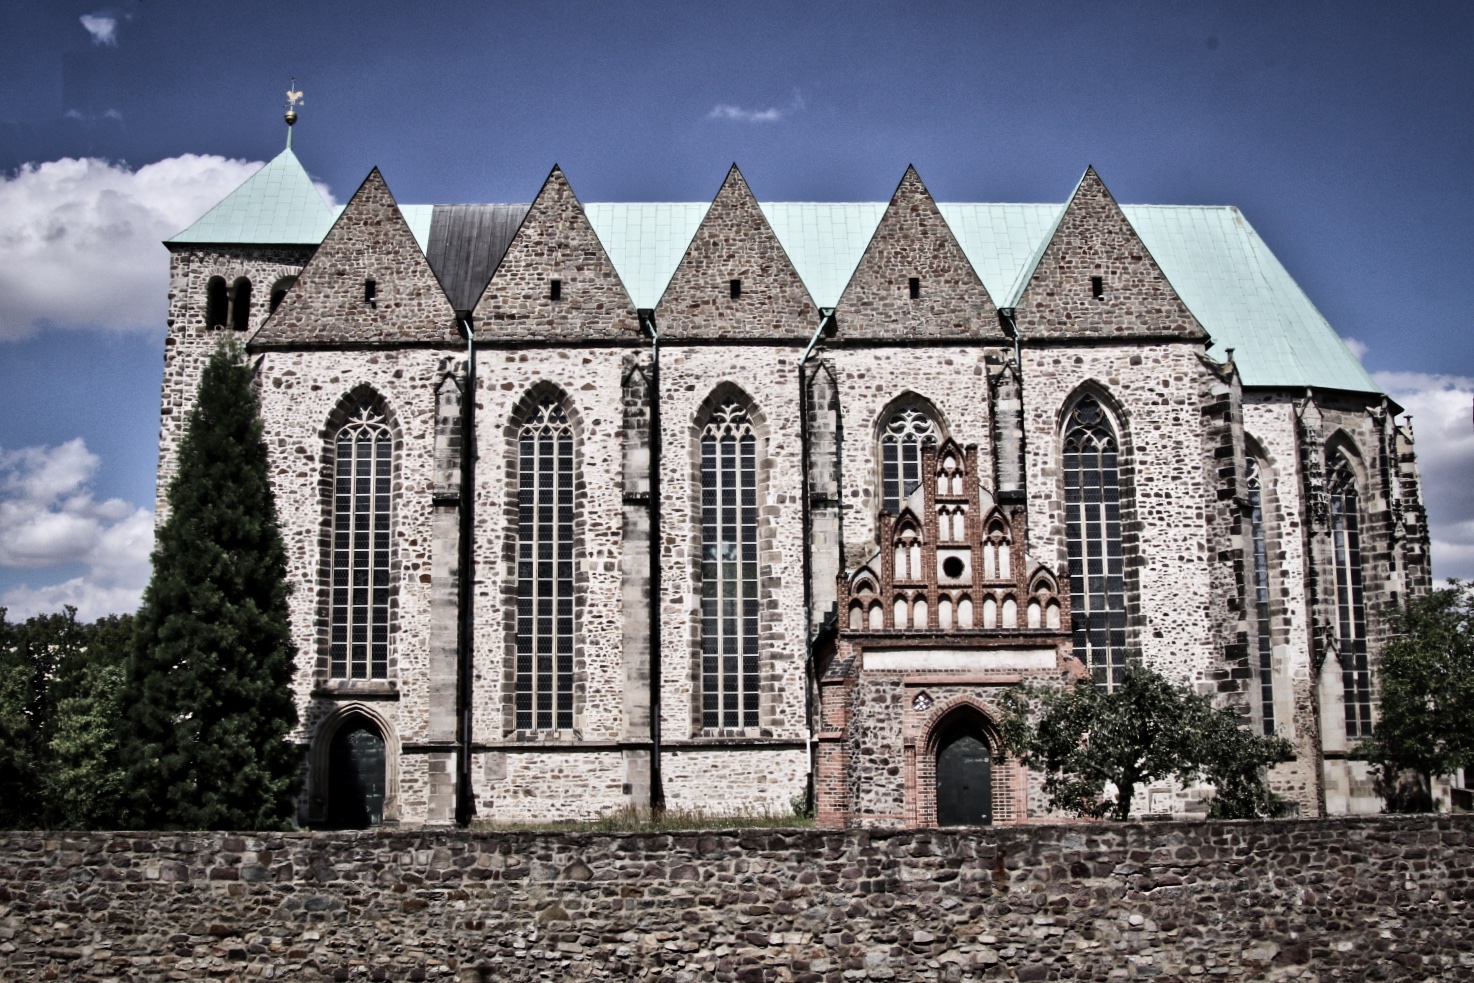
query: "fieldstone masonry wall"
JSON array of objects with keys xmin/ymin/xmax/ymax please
[{"xmin": 3, "ymin": 816, "xmax": 1471, "ymax": 982}]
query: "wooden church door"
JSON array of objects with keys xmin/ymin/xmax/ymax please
[
  {"xmin": 936, "ymin": 730, "xmax": 992, "ymax": 826},
  {"xmin": 327, "ymin": 721, "xmax": 386, "ymax": 828}
]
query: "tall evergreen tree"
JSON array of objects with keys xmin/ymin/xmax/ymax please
[{"xmin": 122, "ymin": 339, "xmax": 300, "ymax": 829}]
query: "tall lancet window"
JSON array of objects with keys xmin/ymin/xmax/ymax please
[
  {"xmin": 515, "ymin": 401, "xmax": 575, "ymax": 731},
  {"xmin": 1063, "ymin": 395, "xmax": 1127, "ymax": 689},
  {"xmin": 1329, "ymin": 451, "xmax": 1372, "ymax": 738},
  {"xmin": 1247, "ymin": 459, "xmax": 1276, "ymax": 734},
  {"xmin": 701, "ymin": 400, "xmax": 759, "ymax": 730},
  {"xmin": 331, "ymin": 403, "xmax": 392, "ymax": 679},
  {"xmin": 881, "ymin": 406, "xmax": 937, "ymax": 514}
]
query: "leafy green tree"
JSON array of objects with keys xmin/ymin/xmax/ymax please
[
  {"xmin": 0, "ymin": 608, "xmax": 39, "ymax": 827},
  {"xmin": 122, "ymin": 339, "xmax": 301, "ymax": 830},
  {"xmin": 1000, "ymin": 660, "xmax": 1293, "ymax": 820},
  {"xmin": 43, "ymin": 614, "xmax": 132, "ymax": 829},
  {"xmin": 1353, "ymin": 581, "xmax": 1474, "ymax": 813}
]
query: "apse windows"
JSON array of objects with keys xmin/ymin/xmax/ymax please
[
  {"xmin": 1247, "ymin": 459, "xmax": 1277, "ymax": 735},
  {"xmin": 515, "ymin": 400, "xmax": 576, "ymax": 732},
  {"xmin": 881, "ymin": 406, "xmax": 937, "ymax": 515},
  {"xmin": 1329, "ymin": 451, "xmax": 1372, "ymax": 739},
  {"xmin": 330, "ymin": 402, "xmax": 393, "ymax": 680},
  {"xmin": 1063, "ymin": 394, "xmax": 1127, "ymax": 690},
  {"xmin": 700, "ymin": 400, "xmax": 760, "ymax": 730}
]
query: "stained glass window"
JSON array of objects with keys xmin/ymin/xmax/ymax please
[
  {"xmin": 1329, "ymin": 452, "xmax": 1372, "ymax": 738},
  {"xmin": 330, "ymin": 403, "xmax": 392, "ymax": 679},
  {"xmin": 701, "ymin": 400, "xmax": 760, "ymax": 729},
  {"xmin": 1063, "ymin": 395, "xmax": 1127, "ymax": 690},
  {"xmin": 515, "ymin": 401, "xmax": 575, "ymax": 731},
  {"xmin": 1247, "ymin": 460, "xmax": 1277, "ymax": 734},
  {"xmin": 881, "ymin": 407, "xmax": 936, "ymax": 515}
]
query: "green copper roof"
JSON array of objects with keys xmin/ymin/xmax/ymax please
[
  {"xmin": 169, "ymin": 148, "xmax": 337, "ymax": 245},
  {"xmin": 759, "ymin": 203, "xmax": 887, "ymax": 308},
  {"xmin": 582, "ymin": 203, "xmax": 710, "ymax": 309}
]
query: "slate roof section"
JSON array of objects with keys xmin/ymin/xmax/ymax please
[
  {"xmin": 425, "ymin": 204, "xmax": 531, "ymax": 313},
  {"xmin": 169, "ymin": 148, "xmax": 336, "ymax": 245}
]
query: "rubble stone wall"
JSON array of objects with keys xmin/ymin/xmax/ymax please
[{"xmin": 2, "ymin": 816, "xmax": 1470, "ymax": 982}]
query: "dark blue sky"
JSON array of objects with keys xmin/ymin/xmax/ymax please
[{"xmin": 1, "ymin": 0, "xmax": 1471, "ymax": 610}]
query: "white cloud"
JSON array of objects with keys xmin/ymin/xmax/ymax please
[
  {"xmin": 79, "ymin": 14, "xmax": 117, "ymax": 46},
  {"xmin": 1343, "ymin": 337, "xmax": 1368, "ymax": 361},
  {"xmin": 0, "ymin": 439, "xmax": 152, "ymax": 621},
  {"xmin": 707, "ymin": 91, "xmax": 805, "ymax": 124},
  {"xmin": 0, "ymin": 154, "xmax": 268, "ymax": 340},
  {"xmin": 1374, "ymin": 371, "xmax": 1474, "ymax": 582}
]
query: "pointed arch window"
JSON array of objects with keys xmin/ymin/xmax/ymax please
[
  {"xmin": 515, "ymin": 400, "xmax": 575, "ymax": 731},
  {"xmin": 881, "ymin": 406, "xmax": 937, "ymax": 514},
  {"xmin": 1247, "ymin": 459, "xmax": 1277, "ymax": 734},
  {"xmin": 330, "ymin": 403, "xmax": 393, "ymax": 679},
  {"xmin": 1329, "ymin": 452, "xmax": 1372, "ymax": 738},
  {"xmin": 1063, "ymin": 395, "xmax": 1127, "ymax": 689},
  {"xmin": 701, "ymin": 400, "xmax": 759, "ymax": 730}
]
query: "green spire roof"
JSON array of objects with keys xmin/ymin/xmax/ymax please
[{"xmin": 169, "ymin": 148, "xmax": 336, "ymax": 245}]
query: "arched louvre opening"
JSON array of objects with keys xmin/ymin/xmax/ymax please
[
  {"xmin": 700, "ymin": 400, "xmax": 759, "ymax": 730},
  {"xmin": 230, "ymin": 276, "xmax": 252, "ymax": 331},
  {"xmin": 881, "ymin": 406, "xmax": 937, "ymax": 515},
  {"xmin": 326, "ymin": 719, "xmax": 386, "ymax": 828},
  {"xmin": 1247, "ymin": 459, "xmax": 1277, "ymax": 734},
  {"xmin": 1063, "ymin": 395, "xmax": 1127, "ymax": 690},
  {"xmin": 205, "ymin": 276, "xmax": 228, "ymax": 327},
  {"xmin": 330, "ymin": 402, "xmax": 392, "ymax": 680},
  {"xmin": 1328, "ymin": 452, "xmax": 1373, "ymax": 738},
  {"xmin": 515, "ymin": 401, "xmax": 575, "ymax": 732}
]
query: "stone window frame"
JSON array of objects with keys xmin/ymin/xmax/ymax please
[
  {"xmin": 874, "ymin": 391, "xmax": 950, "ymax": 520},
  {"xmin": 1055, "ymin": 383, "xmax": 1142, "ymax": 690},
  {"xmin": 1323, "ymin": 433, "xmax": 1375, "ymax": 740},
  {"xmin": 499, "ymin": 381, "xmax": 589, "ymax": 740},
  {"xmin": 313, "ymin": 385, "xmax": 404, "ymax": 693},
  {"xmin": 300, "ymin": 701, "xmax": 401, "ymax": 828},
  {"xmin": 1244, "ymin": 435, "xmax": 1291, "ymax": 737},
  {"xmin": 686, "ymin": 382, "xmax": 779, "ymax": 739}
]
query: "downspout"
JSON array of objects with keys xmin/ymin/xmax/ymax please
[
  {"xmin": 455, "ymin": 312, "xmax": 477, "ymax": 826},
  {"xmin": 798, "ymin": 307, "xmax": 837, "ymax": 813},
  {"xmin": 639, "ymin": 309, "xmax": 664, "ymax": 812}
]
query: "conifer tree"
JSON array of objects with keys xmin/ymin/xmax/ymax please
[{"xmin": 122, "ymin": 339, "xmax": 300, "ymax": 829}]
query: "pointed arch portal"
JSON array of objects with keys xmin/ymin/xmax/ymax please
[
  {"xmin": 935, "ymin": 721, "xmax": 993, "ymax": 826},
  {"xmin": 327, "ymin": 718, "xmax": 386, "ymax": 828}
]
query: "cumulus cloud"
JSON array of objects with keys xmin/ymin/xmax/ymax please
[
  {"xmin": 0, "ymin": 154, "xmax": 269, "ymax": 341},
  {"xmin": 1343, "ymin": 337, "xmax": 1368, "ymax": 361},
  {"xmin": 0, "ymin": 439, "xmax": 152, "ymax": 621},
  {"xmin": 707, "ymin": 91, "xmax": 805, "ymax": 124},
  {"xmin": 79, "ymin": 14, "xmax": 118, "ymax": 46},
  {"xmin": 1374, "ymin": 371, "xmax": 1474, "ymax": 583}
]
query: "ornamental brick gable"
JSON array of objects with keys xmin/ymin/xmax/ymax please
[
  {"xmin": 836, "ymin": 166, "xmax": 1003, "ymax": 341},
  {"xmin": 253, "ymin": 168, "xmax": 460, "ymax": 347},
  {"xmin": 1014, "ymin": 167, "xmax": 1207, "ymax": 342},
  {"xmin": 472, "ymin": 166, "xmax": 639, "ymax": 340},
  {"xmin": 656, "ymin": 165, "xmax": 816, "ymax": 338}
]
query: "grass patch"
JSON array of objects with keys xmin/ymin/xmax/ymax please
[{"xmin": 470, "ymin": 805, "xmax": 814, "ymax": 834}]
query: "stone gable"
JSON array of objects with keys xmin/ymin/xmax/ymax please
[
  {"xmin": 836, "ymin": 166, "xmax": 1003, "ymax": 341},
  {"xmin": 253, "ymin": 168, "xmax": 460, "ymax": 347},
  {"xmin": 1015, "ymin": 167, "xmax": 1207, "ymax": 342},
  {"xmin": 655, "ymin": 166, "xmax": 816, "ymax": 339},
  {"xmin": 472, "ymin": 166, "xmax": 639, "ymax": 340}
]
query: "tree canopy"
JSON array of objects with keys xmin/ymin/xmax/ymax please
[
  {"xmin": 999, "ymin": 660, "xmax": 1294, "ymax": 820},
  {"xmin": 121, "ymin": 338, "xmax": 301, "ymax": 830}
]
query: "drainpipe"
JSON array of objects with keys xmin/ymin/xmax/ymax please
[
  {"xmin": 798, "ymin": 307, "xmax": 837, "ymax": 813},
  {"xmin": 640, "ymin": 309, "xmax": 664, "ymax": 812},
  {"xmin": 455, "ymin": 312, "xmax": 477, "ymax": 826}
]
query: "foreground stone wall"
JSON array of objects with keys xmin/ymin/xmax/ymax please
[{"xmin": 2, "ymin": 816, "xmax": 1470, "ymax": 982}]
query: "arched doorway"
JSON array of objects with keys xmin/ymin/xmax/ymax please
[
  {"xmin": 327, "ymin": 720, "xmax": 386, "ymax": 828},
  {"xmin": 936, "ymin": 724, "xmax": 993, "ymax": 826}
]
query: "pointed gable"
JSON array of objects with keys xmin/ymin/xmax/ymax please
[
  {"xmin": 1012, "ymin": 167, "xmax": 1206, "ymax": 342},
  {"xmin": 169, "ymin": 148, "xmax": 335, "ymax": 245},
  {"xmin": 836, "ymin": 166, "xmax": 1002, "ymax": 341},
  {"xmin": 655, "ymin": 165, "xmax": 816, "ymax": 339},
  {"xmin": 472, "ymin": 166, "xmax": 638, "ymax": 339},
  {"xmin": 253, "ymin": 168, "xmax": 459, "ymax": 346}
]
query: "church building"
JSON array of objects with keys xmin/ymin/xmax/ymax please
[{"xmin": 157, "ymin": 129, "xmax": 1431, "ymax": 828}]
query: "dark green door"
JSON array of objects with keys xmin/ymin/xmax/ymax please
[
  {"xmin": 936, "ymin": 731, "xmax": 992, "ymax": 826},
  {"xmin": 327, "ymin": 722, "xmax": 385, "ymax": 828}
]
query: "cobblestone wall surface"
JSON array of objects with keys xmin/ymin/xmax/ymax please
[{"xmin": 2, "ymin": 816, "xmax": 1470, "ymax": 982}]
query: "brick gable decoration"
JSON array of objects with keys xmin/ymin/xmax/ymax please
[
  {"xmin": 472, "ymin": 166, "xmax": 639, "ymax": 340},
  {"xmin": 656, "ymin": 165, "xmax": 816, "ymax": 338},
  {"xmin": 836, "ymin": 165, "xmax": 1004, "ymax": 341},
  {"xmin": 253, "ymin": 168, "xmax": 461, "ymax": 346},
  {"xmin": 1014, "ymin": 167, "xmax": 1207, "ymax": 341}
]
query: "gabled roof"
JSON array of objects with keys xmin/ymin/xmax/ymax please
[{"xmin": 168, "ymin": 148, "xmax": 336, "ymax": 245}]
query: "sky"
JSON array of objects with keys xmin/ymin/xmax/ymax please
[{"xmin": 0, "ymin": 0, "xmax": 1470, "ymax": 619}]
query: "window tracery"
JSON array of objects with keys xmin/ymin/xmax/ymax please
[
  {"xmin": 515, "ymin": 400, "xmax": 575, "ymax": 731},
  {"xmin": 330, "ymin": 402, "xmax": 392, "ymax": 680},
  {"xmin": 700, "ymin": 400, "xmax": 759, "ymax": 730},
  {"xmin": 1063, "ymin": 394, "xmax": 1127, "ymax": 689},
  {"xmin": 881, "ymin": 406, "xmax": 937, "ymax": 515},
  {"xmin": 1328, "ymin": 451, "xmax": 1372, "ymax": 738},
  {"xmin": 1247, "ymin": 459, "xmax": 1277, "ymax": 734}
]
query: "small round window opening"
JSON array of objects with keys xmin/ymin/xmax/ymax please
[{"xmin": 942, "ymin": 556, "xmax": 966, "ymax": 579}]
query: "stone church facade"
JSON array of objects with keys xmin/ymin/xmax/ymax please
[{"xmin": 158, "ymin": 143, "xmax": 1431, "ymax": 828}]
